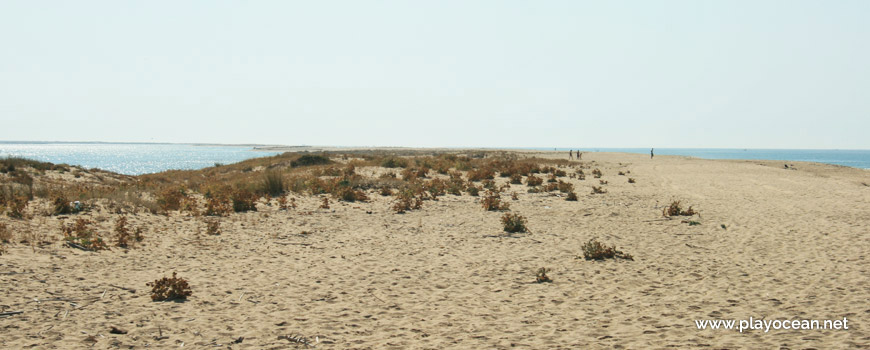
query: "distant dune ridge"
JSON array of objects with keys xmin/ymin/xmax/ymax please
[{"xmin": 0, "ymin": 150, "xmax": 867, "ymax": 349}]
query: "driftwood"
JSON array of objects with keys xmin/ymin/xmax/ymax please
[
  {"xmin": 109, "ymin": 284, "xmax": 137, "ymax": 293},
  {"xmin": 0, "ymin": 311, "xmax": 24, "ymax": 317},
  {"xmin": 65, "ymin": 241, "xmax": 93, "ymax": 251}
]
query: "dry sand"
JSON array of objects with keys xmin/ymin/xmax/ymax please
[{"xmin": 1, "ymin": 151, "xmax": 868, "ymax": 349}]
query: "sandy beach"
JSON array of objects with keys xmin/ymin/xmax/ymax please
[{"xmin": 1, "ymin": 150, "xmax": 868, "ymax": 349}]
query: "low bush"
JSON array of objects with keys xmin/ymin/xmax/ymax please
[
  {"xmin": 392, "ymin": 190, "xmax": 423, "ymax": 213},
  {"xmin": 147, "ymin": 272, "xmax": 192, "ymax": 301},
  {"xmin": 501, "ymin": 213, "xmax": 527, "ymax": 233},
  {"xmin": 7, "ymin": 196, "xmax": 28, "ymax": 219},
  {"xmin": 467, "ymin": 167, "xmax": 495, "ymax": 182},
  {"xmin": 231, "ymin": 188, "xmax": 258, "ymax": 212},
  {"xmin": 662, "ymin": 200, "xmax": 697, "ymax": 217},
  {"xmin": 61, "ymin": 218, "xmax": 108, "ymax": 251},
  {"xmin": 482, "ymin": 190, "xmax": 509, "ymax": 211},
  {"xmin": 580, "ymin": 239, "xmax": 633, "ymax": 261},
  {"xmin": 628, "ymin": 178, "xmax": 636, "ymax": 183},
  {"xmin": 157, "ymin": 187, "xmax": 185, "ymax": 212},
  {"xmin": 591, "ymin": 186, "xmax": 607, "ymax": 194},
  {"xmin": 291, "ymin": 154, "xmax": 331, "ymax": 167},
  {"xmin": 509, "ymin": 174, "xmax": 523, "ymax": 185},
  {"xmin": 566, "ymin": 191, "xmax": 578, "ymax": 201},
  {"xmin": 261, "ymin": 171, "xmax": 285, "ymax": 196},
  {"xmin": 526, "ymin": 175, "xmax": 543, "ymax": 186},
  {"xmin": 381, "ymin": 157, "xmax": 408, "ymax": 168}
]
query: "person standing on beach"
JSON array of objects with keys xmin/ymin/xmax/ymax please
[
  {"xmin": 569, "ymin": 150, "xmax": 573, "ymax": 160},
  {"xmin": 577, "ymin": 150, "xmax": 581, "ymax": 159},
  {"xmin": 650, "ymin": 148, "xmax": 654, "ymax": 159}
]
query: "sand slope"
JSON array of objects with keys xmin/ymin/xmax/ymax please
[{"xmin": 1, "ymin": 152, "xmax": 868, "ymax": 349}]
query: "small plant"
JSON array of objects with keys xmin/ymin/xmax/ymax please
[
  {"xmin": 526, "ymin": 174, "xmax": 543, "ymax": 186},
  {"xmin": 7, "ymin": 196, "xmax": 28, "ymax": 219},
  {"xmin": 501, "ymin": 213, "xmax": 528, "ymax": 233},
  {"xmin": 51, "ymin": 193, "xmax": 75, "ymax": 215},
  {"xmin": 599, "ymin": 180, "xmax": 608, "ymax": 185},
  {"xmin": 592, "ymin": 169, "xmax": 602, "ymax": 178},
  {"xmin": 511, "ymin": 192, "xmax": 519, "ymax": 200},
  {"xmin": 114, "ymin": 216, "xmax": 132, "ymax": 248},
  {"xmin": 591, "ymin": 186, "xmax": 607, "ymax": 194},
  {"xmin": 628, "ymin": 178, "xmax": 636, "ymax": 183},
  {"xmin": 580, "ymin": 239, "xmax": 633, "ymax": 261},
  {"xmin": 261, "ymin": 171, "xmax": 285, "ymax": 196},
  {"xmin": 467, "ymin": 167, "xmax": 495, "ymax": 182},
  {"xmin": 61, "ymin": 218, "xmax": 108, "ymax": 251},
  {"xmin": 231, "ymin": 188, "xmax": 258, "ymax": 212},
  {"xmin": 662, "ymin": 200, "xmax": 697, "ymax": 217},
  {"xmin": 509, "ymin": 174, "xmax": 523, "ymax": 185},
  {"xmin": 535, "ymin": 267, "xmax": 552, "ymax": 283},
  {"xmin": 204, "ymin": 195, "xmax": 231, "ymax": 216},
  {"xmin": 146, "ymin": 272, "xmax": 192, "ymax": 301},
  {"xmin": 277, "ymin": 194, "xmax": 289, "ymax": 210},
  {"xmin": 482, "ymin": 191, "xmax": 509, "ymax": 211},
  {"xmin": 336, "ymin": 187, "xmax": 369, "ymax": 202},
  {"xmin": 392, "ymin": 190, "xmax": 423, "ymax": 213},
  {"xmin": 466, "ymin": 185, "xmax": 480, "ymax": 196},
  {"xmin": 319, "ymin": 197, "xmax": 330, "ymax": 209},
  {"xmin": 686, "ymin": 220, "xmax": 701, "ymax": 226},
  {"xmin": 157, "ymin": 187, "xmax": 185, "ymax": 212},
  {"xmin": 721, "ymin": 224, "xmax": 727, "ymax": 230},
  {"xmin": 618, "ymin": 171, "xmax": 625, "ymax": 176},
  {"xmin": 381, "ymin": 157, "xmax": 408, "ymax": 168},
  {"xmin": 566, "ymin": 191, "xmax": 578, "ymax": 201},
  {"xmin": 205, "ymin": 219, "xmax": 221, "ymax": 235},
  {"xmin": 291, "ymin": 154, "xmax": 331, "ymax": 167}
]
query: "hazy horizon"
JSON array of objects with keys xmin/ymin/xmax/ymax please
[{"xmin": 3, "ymin": 1, "xmax": 869, "ymax": 149}]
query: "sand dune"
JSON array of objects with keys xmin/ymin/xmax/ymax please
[{"xmin": 1, "ymin": 151, "xmax": 868, "ymax": 349}]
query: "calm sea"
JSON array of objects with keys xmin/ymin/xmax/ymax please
[
  {"xmin": 0, "ymin": 142, "xmax": 280, "ymax": 175},
  {"xmin": 549, "ymin": 148, "xmax": 870, "ymax": 169}
]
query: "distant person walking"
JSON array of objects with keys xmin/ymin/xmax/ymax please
[
  {"xmin": 569, "ymin": 150, "xmax": 573, "ymax": 160},
  {"xmin": 650, "ymin": 148, "xmax": 654, "ymax": 159},
  {"xmin": 577, "ymin": 150, "xmax": 581, "ymax": 159}
]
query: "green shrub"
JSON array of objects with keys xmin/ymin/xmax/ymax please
[
  {"xmin": 261, "ymin": 171, "xmax": 285, "ymax": 196},
  {"xmin": 291, "ymin": 154, "xmax": 331, "ymax": 167}
]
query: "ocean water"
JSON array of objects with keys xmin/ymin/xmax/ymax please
[
  {"xmin": 549, "ymin": 148, "xmax": 870, "ymax": 169},
  {"xmin": 0, "ymin": 142, "xmax": 280, "ymax": 175}
]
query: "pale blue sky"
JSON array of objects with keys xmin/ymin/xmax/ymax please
[{"xmin": 1, "ymin": 1, "xmax": 868, "ymax": 148}]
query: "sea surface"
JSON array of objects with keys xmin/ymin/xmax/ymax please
[
  {"xmin": 0, "ymin": 142, "xmax": 280, "ymax": 175},
  {"xmin": 550, "ymin": 148, "xmax": 870, "ymax": 169}
]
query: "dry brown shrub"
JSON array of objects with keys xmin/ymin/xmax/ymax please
[
  {"xmin": 501, "ymin": 213, "xmax": 527, "ymax": 233},
  {"xmin": 482, "ymin": 190, "xmax": 509, "ymax": 211},
  {"xmin": 566, "ymin": 191, "xmax": 578, "ymax": 201},
  {"xmin": 147, "ymin": 272, "xmax": 192, "ymax": 301},
  {"xmin": 526, "ymin": 175, "xmax": 543, "ymax": 186},
  {"xmin": 61, "ymin": 218, "xmax": 108, "ymax": 251},
  {"xmin": 580, "ymin": 239, "xmax": 633, "ymax": 261},
  {"xmin": 662, "ymin": 200, "xmax": 697, "ymax": 217}
]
